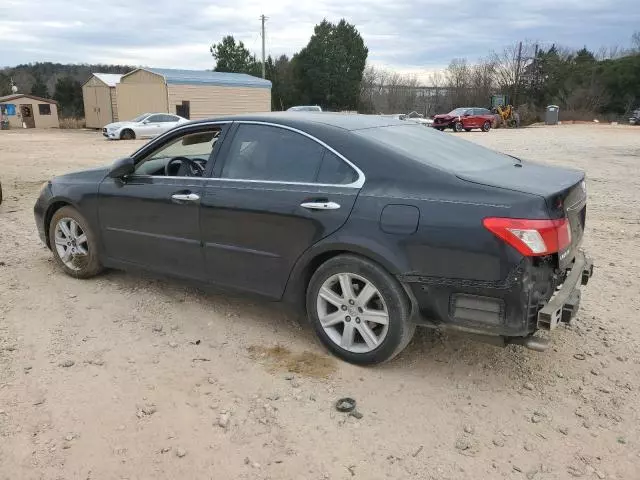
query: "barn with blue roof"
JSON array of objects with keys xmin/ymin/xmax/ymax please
[{"xmin": 115, "ymin": 67, "xmax": 271, "ymax": 122}]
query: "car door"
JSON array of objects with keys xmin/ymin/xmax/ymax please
[
  {"xmin": 199, "ymin": 122, "xmax": 363, "ymax": 298},
  {"xmin": 97, "ymin": 122, "xmax": 230, "ymax": 280},
  {"xmin": 136, "ymin": 114, "xmax": 164, "ymax": 137},
  {"xmin": 158, "ymin": 114, "xmax": 181, "ymax": 135}
]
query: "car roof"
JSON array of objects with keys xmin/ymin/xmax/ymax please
[{"xmin": 189, "ymin": 112, "xmax": 406, "ymax": 131}]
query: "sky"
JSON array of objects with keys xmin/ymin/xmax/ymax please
[{"xmin": 1, "ymin": 0, "xmax": 638, "ymax": 81}]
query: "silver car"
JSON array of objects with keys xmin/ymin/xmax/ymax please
[{"xmin": 103, "ymin": 113, "xmax": 188, "ymax": 140}]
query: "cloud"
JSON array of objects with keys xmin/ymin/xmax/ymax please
[{"xmin": 1, "ymin": 0, "xmax": 638, "ymax": 79}]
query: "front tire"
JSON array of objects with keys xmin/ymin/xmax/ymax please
[
  {"xmin": 453, "ymin": 122, "xmax": 464, "ymax": 132},
  {"xmin": 49, "ymin": 206, "xmax": 103, "ymax": 278},
  {"xmin": 482, "ymin": 121, "xmax": 491, "ymax": 132},
  {"xmin": 120, "ymin": 129, "xmax": 135, "ymax": 140},
  {"xmin": 306, "ymin": 255, "xmax": 415, "ymax": 365}
]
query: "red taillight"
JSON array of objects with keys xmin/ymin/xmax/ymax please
[{"xmin": 483, "ymin": 217, "xmax": 572, "ymax": 256}]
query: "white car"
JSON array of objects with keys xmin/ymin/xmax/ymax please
[
  {"xmin": 103, "ymin": 113, "xmax": 188, "ymax": 140},
  {"xmin": 287, "ymin": 105, "xmax": 322, "ymax": 112}
]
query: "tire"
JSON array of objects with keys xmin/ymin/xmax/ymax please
[
  {"xmin": 482, "ymin": 121, "xmax": 491, "ymax": 132},
  {"xmin": 49, "ymin": 206, "xmax": 103, "ymax": 278},
  {"xmin": 306, "ymin": 254, "xmax": 415, "ymax": 365},
  {"xmin": 120, "ymin": 129, "xmax": 135, "ymax": 140},
  {"xmin": 453, "ymin": 122, "xmax": 464, "ymax": 132}
]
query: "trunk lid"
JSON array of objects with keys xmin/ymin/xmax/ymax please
[{"xmin": 458, "ymin": 161, "xmax": 587, "ymax": 269}]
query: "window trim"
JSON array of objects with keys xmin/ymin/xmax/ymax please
[
  {"xmin": 213, "ymin": 121, "xmax": 365, "ymax": 189},
  {"xmin": 128, "ymin": 122, "xmax": 231, "ymax": 180}
]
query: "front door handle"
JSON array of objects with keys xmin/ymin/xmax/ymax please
[
  {"xmin": 300, "ymin": 201, "xmax": 341, "ymax": 210},
  {"xmin": 171, "ymin": 193, "xmax": 200, "ymax": 203}
]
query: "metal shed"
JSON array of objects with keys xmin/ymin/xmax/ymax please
[
  {"xmin": 82, "ymin": 73, "xmax": 122, "ymax": 128},
  {"xmin": 115, "ymin": 68, "xmax": 272, "ymax": 122},
  {"xmin": 0, "ymin": 94, "xmax": 59, "ymax": 129}
]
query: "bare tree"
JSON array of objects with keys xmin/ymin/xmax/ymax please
[{"xmin": 492, "ymin": 41, "xmax": 537, "ymax": 105}]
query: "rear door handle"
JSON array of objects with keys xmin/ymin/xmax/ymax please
[
  {"xmin": 300, "ymin": 201, "xmax": 341, "ymax": 210},
  {"xmin": 171, "ymin": 193, "xmax": 200, "ymax": 203}
]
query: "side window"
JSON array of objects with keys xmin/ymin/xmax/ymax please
[
  {"xmin": 221, "ymin": 124, "xmax": 325, "ymax": 182},
  {"xmin": 161, "ymin": 115, "xmax": 179, "ymax": 123},
  {"xmin": 133, "ymin": 128, "xmax": 222, "ymax": 176},
  {"xmin": 146, "ymin": 114, "xmax": 163, "ymax": 123},
  {"xmin": 317, "ymin": 151, "xmax": 358, "ymax": 185}
]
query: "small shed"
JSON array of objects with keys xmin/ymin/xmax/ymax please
[
  {"xmin": 0, "ymin": 94, "xmax": 59, "ymax": 129},
  {"xmin": 82, "ymin": 73, "xmax": 122, "ymax": 128},
  {"xmin": 116, "ymin": 68, "xmax": 271, "ymax": 122}
]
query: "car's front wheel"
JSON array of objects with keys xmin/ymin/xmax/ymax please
[
  {"xmin": 49, "ymin": 206, "xmax": 103, "ymax": 278},
  {"xmin": 453, "ymin": 122, "xmax": 464, "ymax": 132},
  {"xmin": 482, "ymin": 121, "xmax": 491, "ymax": 132},
  {"xmin": 307, "ymin": 255, "xmax": 415, "ymax": 365},
  {"xmin": 120, "ymin": 129, "xmax": 135, "ymax": 140}
]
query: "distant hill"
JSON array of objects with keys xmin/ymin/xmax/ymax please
[{"xmin": 0, "ymin": 62, "xmax": 134, "ymax": 117}]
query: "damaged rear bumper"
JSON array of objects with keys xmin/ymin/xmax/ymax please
[{"xmin": 537, "ymin": 251, "xmax": 594, "ymax": 330}]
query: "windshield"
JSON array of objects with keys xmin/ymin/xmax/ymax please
[
  {"xmin": 355, "ymin": 124, "xmax": 515, "ymax": 173},
  {"xmin": 131, "ymin": 113, "xmax": 151, "ymax": 123},
  {"xmin": 448, "ymin": 108, "xmax": 470, "ymax": 116}
]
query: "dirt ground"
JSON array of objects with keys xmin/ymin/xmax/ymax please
[{"xmin": 1, "ymin": 125, "xmax": 639, "ymax": 480}]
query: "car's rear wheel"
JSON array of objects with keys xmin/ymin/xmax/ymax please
[
  {"xmin": 49, "ymin": 206, "xmax": 103, "ymax": 278},
  {"xmin": 306, "ymin": 255, "xmax": 415, "ymax": 365},
  {"xmin": 453, "ymin": 122, "xmax": 464, "ymax": 132},
  {"xmin": 120, "ymin": 129, "xmax": 135, "ymax": 140},
  {"xmin": 482, "ymin": 121, "xmax": 491, "ymax": 132}
]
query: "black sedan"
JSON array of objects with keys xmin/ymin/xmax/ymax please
[{"xmin": 34, "ymin": 113, "xmax": 593, "ymax": 364}]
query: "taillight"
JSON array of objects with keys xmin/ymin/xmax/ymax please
[{"xmin": 483, "ymin": 217, "xmax": 572, "ymax": 256}]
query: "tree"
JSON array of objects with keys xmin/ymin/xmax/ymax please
[
  {"xmin": 293, "ymin": 19, "xmax": 368, "ymax": 110},
  {"xmin": 265, "ymin": 54, "xmax": 296, "ymax": 110},
  {"xmin": 210, "ymin": 35, "xmax": 260, "ymax": 76},
  {"xmin": 53, "ymin": 76, "xmax": 83, "ymax": 118},
  {"xmin": 31, "ymin": 74, "xmax": 49, "ymax": 98}
]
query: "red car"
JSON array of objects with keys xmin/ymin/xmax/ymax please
[{"xmin": 432, "ymin": 107, "xmax": 495, "ymax": 132}]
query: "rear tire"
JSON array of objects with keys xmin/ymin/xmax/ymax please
[
  {"xmin": 482, "ymin": 121, "xmax": 491, "ymax": 132},
  {"xmin": 120, "ymin": 129, "xmax": 135, "ymax": 140},
  {"xmin": 306, "ymin": 254, "xmax": 415, "ymax": 365},
  {"xmin": 454, "ymin": 122, "xmax": 464, "ymax": 132},
  {"xmin": 49, "ymin": 206, "xmax": 103, "ymax": 278}
]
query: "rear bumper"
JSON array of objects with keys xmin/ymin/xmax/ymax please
[
  {"xmin": 537, "ymin": 251, "xmax": 593, "ymax": 330},
  {"xmin": 400, "ymin": 251, "xmax": 594, "ymax": 338}
]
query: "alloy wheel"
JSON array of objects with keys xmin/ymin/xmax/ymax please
[
  {"xmin": 316, "ymin": 273, "xmax": 389, "ymax": 353},
  {"xmin": 54, "ymin": 217, "xmax": 89, "ymax": 271}
]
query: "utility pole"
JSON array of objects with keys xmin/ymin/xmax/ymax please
[
  {"xmin": 514, "ymin": 40, "xmax": 523, "ymax": 106},
  {"xmin": 260, "ymin": 14, "xmax": 267, "ymax": 79}
]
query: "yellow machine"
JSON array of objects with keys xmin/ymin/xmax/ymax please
[{"xmin": 496, "ymin": 105, "xmax": 519, "ymax": 128}]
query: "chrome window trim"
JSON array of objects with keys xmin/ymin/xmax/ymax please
[
  {"xmin": 217, "ymin": 121, "xmax": 365, "ymax": 189},
  {"xmin": 128, "ymin": 120, "xmax": 365, "ymax": 189}
]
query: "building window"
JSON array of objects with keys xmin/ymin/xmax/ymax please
[
  {"xmin": 176, "ymin": 101, "xmax": 190, "ymax": 119},
  {"xmin": 39, "ymin": 104, "xmax": 51, "ymax": 115}
]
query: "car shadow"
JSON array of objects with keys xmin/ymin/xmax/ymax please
[{"xmin": 99, "ymin": 268, "xmax": 552, "ymax": 383}]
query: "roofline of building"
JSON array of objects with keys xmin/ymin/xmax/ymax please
[
  {"xmin": 0, "ymin": 93, "xmax": 58, "ymax": 104},
  {"xmin": 120, "ymin": 67, "xmax": 272, "ymax": 89},
  {"xmin": 81, "ymin": 73, "xmax": 122, "ymax": 88}
]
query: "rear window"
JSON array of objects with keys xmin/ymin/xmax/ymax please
[{"xmin": 354, "ymin": 124, "xmax": 515, "ymax": 173}]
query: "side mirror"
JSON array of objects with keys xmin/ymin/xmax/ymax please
[
  {"xmin": 142, "ymin": 120, "xmax": 150, "ymax": 124},
  {"xmin": 463, "ymin": 113, "xmax": 471, "ymax": 117},
  {"xmin": 108, "ymin": 157, "xmax": 135, "ymax": 178}
]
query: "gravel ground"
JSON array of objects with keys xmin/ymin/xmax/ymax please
[{"xmin": 1, "ymin": 125, "xmax": 639, "ymax": 480}]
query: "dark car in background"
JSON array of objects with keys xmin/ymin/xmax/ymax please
[
  {"xmin": 433, "ymin": 107, "xmax": 495, "ymax": 132},
  {"xmin": 34, "ymin": 113, "xmax": 593, "ymax": 365},
  {"xmin": 629, "ymin": 108, "xmax": 640, "ymax": 125}
]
